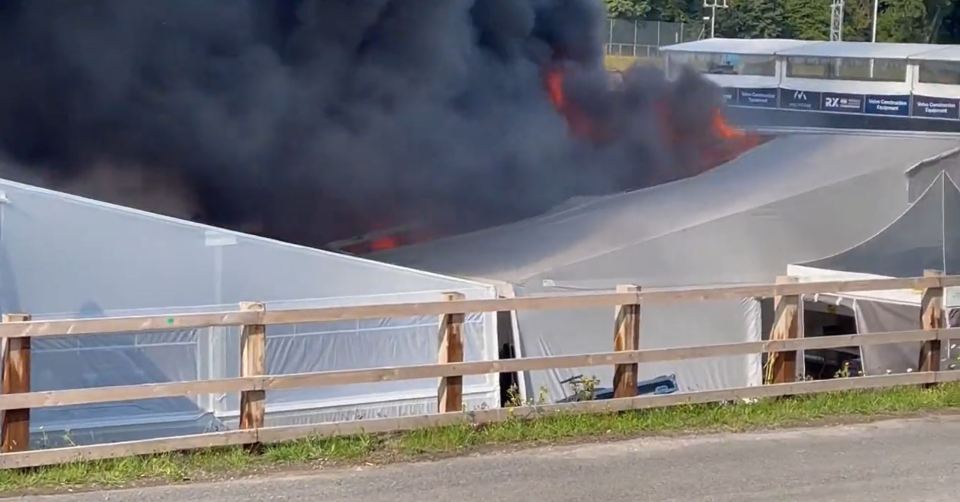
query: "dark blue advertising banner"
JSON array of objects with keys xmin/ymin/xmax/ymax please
[
  {"xmin": 721, "ymin": 87, "xmax": 736, "ymax": 104},
  {"xmin": 779, "ymin": 89, "xmax": 821, "ymax": 111},
  {"xmin": 821, "ymin": 92, "xmax": 865, "ymax": 113},
  {"xmin": 865, "ymin": 95, "xmax": 910, "ymax": 116},
  {"xmin": 736, "ymin": 88, "xmax": 778, "ymax": 108},
  {"xmin": 912, "ymin": 95, "xmax": 960, "ymax": 120}
]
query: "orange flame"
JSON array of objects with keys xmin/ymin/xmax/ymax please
[
  {"xmin": 544, "ymin": 68, "xmax": 601, "ymax": 141},
  {"xmin": 369, "ymin": 235, "xmax": 400, "ymax": 251},
  {"xmin": 711, "ymin": 108, "xmax": 746, "ymax": 140},
  {"xmin": 546, "ymin": 69, "xmax": 567, "ymax": 111}
]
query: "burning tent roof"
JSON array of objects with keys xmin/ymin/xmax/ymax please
[
  {"xmin": 372, "ymin": 131, "xmax": 960, "ymax": 403},
  {"xmin": 373, "ymin": 133, "xmax": 960, "ymax": 285}
]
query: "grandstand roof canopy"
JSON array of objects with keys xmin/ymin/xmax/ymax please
[
  {"xmin": 661, "ymin": 38, "xmax": 958, "ymax": 61},
  {"xmin": 658, "ymin": 37, "xmax": 811, "ymax": 55},
  {"xmin": 776, "ymin": 41, "xmax": 949, "ymax": 59},
  {"xmin": 908, "ymin": 44, "xmax": 960, "ymax": 62}
]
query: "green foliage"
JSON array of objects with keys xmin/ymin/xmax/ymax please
[
  {"xmin": 604, "ymin": 0, "xmax": 652, "ymax": 19},
  {"xmin": 716, "ymin": 0, "xmax": 786, "ymax": 39},
  {"xmin": 783, "ymin": 0, "xmax": 829, "ymax": 40},
  {"xmin": 877, "ymin": 0, "xmax": 929, "ymax": 42},
  {"xmin": 841, "ymin": 0, "xmax": 875, "ymax": 41},
  {"xmin": 604, "ymin": 0, "xmax": 960, "ymax": 44}
]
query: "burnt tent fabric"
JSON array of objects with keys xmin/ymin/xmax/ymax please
[{"xmin": 802, "ymin": 172, "xmax": 960, "ymax": 277}]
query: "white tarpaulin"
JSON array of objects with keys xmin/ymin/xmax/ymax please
[{"xmin": 0, "ymin": 178, "xmax": 500, "ymax": 448}]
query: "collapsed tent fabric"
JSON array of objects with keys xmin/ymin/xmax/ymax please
[
  {"xmin": 792, "ymin": 169, "xmax": 960, "ymax": 375},
  {"xmin": 377, "ymin": 133, "xmax": 960, "ymax": 402},
  {"xmin": 0, "ymin": 178, "xmax": 500, "ymax": 448}
]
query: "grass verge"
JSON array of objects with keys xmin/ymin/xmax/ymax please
[{"xmin": 4, "ymin": 383, "xmax": 960, "ymax": 495}]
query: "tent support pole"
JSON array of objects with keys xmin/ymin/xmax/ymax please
[
  {"xmin": 1, "ymin": 313, "xmax": 31, "ymax": 453},
  {"xmin": 438, "ymin": 292, "xmax": 465, "ymax": 413},
  {"xmin": 767, "ymin": 276, "xmax": 800, "ymax": 385},
  {"xmin": 613, "ymin": 285, "xmax": 641, "ymax": 398},
  {"xmin": 919, "ymin": 269, "xmax": 944, "ymax": 383}
]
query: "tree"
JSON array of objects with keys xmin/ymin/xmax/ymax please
[
  {"xmin": 716, "ymin": 0, "xmax": 785, "ymax": 39},
  {"xmin": 604, "ymin": 0, "xmax": 652, "ymax": 19},
  {"xmin": 783, "ymin": 0, "xmax": 829, "ymax": 39},
  {"xmin": 650, "ymin": 0, "xmax": 702, "ymax": 22},
  {"xmin": 842, "ymin": 0, "xmax": 874, "ymax": 41},
  {"xmin": 877, "ymin": 0, "xmax": 929, "ymax": 42}
]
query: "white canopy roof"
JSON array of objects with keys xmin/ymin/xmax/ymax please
[
  {"xmin": 776, "ymin": 41, "xmax": 949, "ymax": 59},
  {"xmin": 799, "ymin": 171, "xmax": 960, "ymax": 277},
  {"xmin": 659, "ymin": 38, "xmax": 812, "ymax": 55},
  {"xmin": 376, "ymin": 134, "xmax": 959, "ymax": 284},
  {"xmin": 662, "ymin": 38, "xmax": 958, "ymax": 61},
  {"xmin": 909, "ymin": 45, "xmax": 960, "ymax": 62}
]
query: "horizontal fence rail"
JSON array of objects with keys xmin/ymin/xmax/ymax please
[
  {"xmin": 1, "ymin": 275, "xmax": 956, "ymax": 339},
  {"xmin": 0, "ymin": 327, "xmax": 953, "ymax": 412},
  {"xmin": 0, "ymin": 273, "xmax": 957, "ymax": 469}
]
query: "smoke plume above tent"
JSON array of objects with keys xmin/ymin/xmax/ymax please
[{"xmin": 0, "ymin": 0, "xmax": 749, "ymax": 249}]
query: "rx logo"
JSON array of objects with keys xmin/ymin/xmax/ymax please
[{"xmin": 825, "ymin": 97, "xmax": 840, "ymax": 108}]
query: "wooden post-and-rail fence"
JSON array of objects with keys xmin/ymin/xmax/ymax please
[{"xmin": 0, "ymin": 273, "xmax": 957, "ymax": 469}]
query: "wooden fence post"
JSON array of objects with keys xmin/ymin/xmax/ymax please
[
  {"xmin": 613, "ymin": 285, "xmax": 641, "ymax": 398},
  {"xmin": 919, "ymin": 269, "xmax": 944, "ymax": 379},
  {"xmin": 766, "ymin": 276, "xmax": 800, "ymax": 385},
  {"xmin": 438, "ymin": 292, "xmax": 465, "ymax": 413},
  {"xmin": 1, "ymin": 313, "xmax": 31, "ymax": 453},
  {"xmin": 239, "ymin": 302, "xmax": 266, "ymax": 433}
]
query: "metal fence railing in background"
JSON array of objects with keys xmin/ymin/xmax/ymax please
[{"xmin": 604, "ymin": 18, "xmax": 704, "ymax": 59}]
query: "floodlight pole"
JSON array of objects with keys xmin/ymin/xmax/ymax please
[
  {"xmin": 830, "ymin": 0, "xmax": 845, "ymax": 42},
  {"xmin": 703, "ymin": 0, "xmax": 729, "ymax": 39},
  {"xmin": 871, "ymin": 0, "xmax": 879, "ymax": 42}
]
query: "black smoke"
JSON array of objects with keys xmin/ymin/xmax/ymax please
[{"xmin": 0, "ymin": 0, "xmax": 724, "ymax": 247}]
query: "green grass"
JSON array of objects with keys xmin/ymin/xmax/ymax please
[{"xmin": 4, "ymin": 383, "xmax": 960, "ymax": 495}]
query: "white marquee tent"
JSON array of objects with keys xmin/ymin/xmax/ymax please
[
  {"xmin": 377, "ymin": 132, "xmax": 960, "ymax": 403},
  {"xmin": 0, "ymin": 177, "xmax": 500, "ymax": 448},
  {"xmin": 788, "ymin": 169, "xmax": 960, "ymax": 376}
]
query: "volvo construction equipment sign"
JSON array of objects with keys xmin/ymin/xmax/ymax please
[
  {"xmin": 728, "ymin": 86, "xmax": 960, "ymax": 122},
  {"xmin": 913, "ymin": 96, "xmax": 960, "ymax": 120},
  {"xmin": 780, "ymin": 89, "xmax": 820, "ymax": 110}
]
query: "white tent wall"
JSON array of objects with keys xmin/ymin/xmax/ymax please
[
  {"xmin": 511, "ymin": 285, "xmax": 760, "ymax": 401},
  {"xmin": 0, "ymin": 178, "xmax": 499, "ymax": 448},
  {"xmin": 215, "ymin": 294, "xmax": 496, "ymax": 427},
  {"xmin": 855, "ymin": 299, "xmax": 925, "ymax": 375}
]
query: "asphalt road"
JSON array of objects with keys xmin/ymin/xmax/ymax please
[{"xmin": 22, "ymin": 415, "xmax": 960, "ymax": 501}]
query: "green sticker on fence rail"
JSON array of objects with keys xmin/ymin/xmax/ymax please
[{"xmin": 167, "ymin": 318, "xmax": 174, "ymax": 325}]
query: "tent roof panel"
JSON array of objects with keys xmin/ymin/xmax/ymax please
[
  {"xmin": 797, "ymin": 172, "xmax": 960, "ymax": 277},
  {"xmin": 0, "ymin": 176, "xmax": 492, "ymax": 295},
  {"xmin": 908, "ymin": 45, "xmax": 960, "ymax": 62},
  {"xmin": 659, "ymin": 38, "xmax": 812, "ymax": 55},
  {"xmin": 376, "ymin": 134, "xmax": 960, "ymax": 284},
  {"xmin": 777, "ymin": 41, "xmax": 948, "ymax": 59}
]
